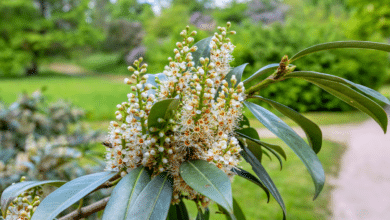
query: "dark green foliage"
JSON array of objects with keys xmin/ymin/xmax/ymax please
[
  {"xmin": 0, "ymin": 0, "xmax": 103, "ymax": 76},
  {"xmin": 231, "ymin": 6, "xmax": 389, "ymax": 111},
  {"xmin": 31, "ymin": 172, "xmax": 117, "ymax": 220}
]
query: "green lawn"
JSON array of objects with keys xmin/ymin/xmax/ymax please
[
  {"xmin": 0, "ymin": 75, "xmax": 130, "ymax": 121},
  {"xmin": 183, "ymin": 139, "xmax": 344, "ymax": 220}
]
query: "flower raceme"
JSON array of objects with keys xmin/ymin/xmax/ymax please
[
  {"xmin": 3, "ymin": 21, "xmax": 390, "ymax": 220},
  {"xmin": 104, "ymin": 23, "xmax": 245, "ymax": 205}
]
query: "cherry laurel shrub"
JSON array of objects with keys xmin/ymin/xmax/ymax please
[
  {"xmin": 0, "ymin": 91, "xmax": 104, "ymax": 193},
  {"xmin": 1, "ymin": 23, "xmax": 390, "ymax": 220}
]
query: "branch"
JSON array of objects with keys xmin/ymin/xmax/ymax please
[
  {"xmin": 88, "ymin": 173, "xmax": 121, "ymax": 196},
  {"xmin": 58, "ymin": 197, "xmax": 110, "ymax": 220}
]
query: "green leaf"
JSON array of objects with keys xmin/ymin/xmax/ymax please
[
  {"xmin": 241, "ymin": 146, "xmax": 286, "ymax": 220},
  {"xmin": 167, "ymin": 200, "xmax": 189, "ymax": 220},
  {"xmin": 233, "ymin": 198, "xmax": 246, "ymax": 220},
  {"xmin": 243, "ymin": 63, "xmax": 279, "ymax": 86},
  {"xmin": 231, "ymin": 167, "xmax": 270, "ymax": 202},
  {"xmin": 259, "ymin": 141, "xmax": 287, "ymax": 161},
  {"xmin": 284, "ymin": 71, "xmax": 390, "ymax": 105},
  {"xmin": 300, "ymin": 78, "xmax": 388, "ymax": 133},
  {"xmin": 180, "ymin": 160, "xmax": 234, "ymax": 218},
  {"xmin": 236, "ymin": 134, "xmax": 263, "ymax": 163},
  {"xmin": 252, "ymin": 95, "xmax": 323, "ymax": 154},
  {"xmin": 236, "ymin": 130, "xmax": 286, "ymax": 161},
  {"xmin": 1, "ymin": 180, "xmax": 66, "ymax": 218},
  {"xmin": 192, "ymin": 37, "xmax": 213, "ymax": 68},
  {"xmin": 148, "ymin": 98, "xmax": 180, "ymax": 131},
  {"xmin": 31, "ymin": 172, "xmax": 117, "ymax": 220},
  {"xmin": 244, "ymin": 101, "xmax": 325, "ymax": 199},
  {"xmin": 237, "ymin": 114, "xmax": 250, "ymax": 128},
  {"xmin": 127, "ymin": 172, "xmax": 173, "ymax": 220},
  {"xmin": 224, "ymin": 63, "xmax": 249, "ymax": 87},
  {"xmin": 290, "ymin": 41, "xmax": 390, "ymax": 62},
  {"xmin": 262, "ymin": 149, "xmax": 273, "ymax": 161},
  {"xmin": 236, "ymin": 127, "xmax": 259, "ymax": 140},
  {"xmin": 196, "ymin": 208, "xmax": 210, "ymax": 220},
  {"xmin": 236, "ymin": 133, "xmax": 283, "ymax": 169},
  {"xmin": 102, "ymin": 167, "xmax": 151, "ymax": 220},
  {"xmin": 216, "ymin": 198, "xmax": 245, "ymax": 220}
]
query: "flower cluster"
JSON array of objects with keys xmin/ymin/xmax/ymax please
[
  {"xmin": 5, "ymin": 177, "xmax": 42, "ymax": 220},
  {"xmin": 104, "ymin": 23, "xmax": 245, "ymax": 206}
]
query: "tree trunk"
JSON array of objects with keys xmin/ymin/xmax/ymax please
[{"xmin": 26, "ymin": 52, "xmax": 39, "ymax": 76}]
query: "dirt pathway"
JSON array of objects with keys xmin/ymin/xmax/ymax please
[
  {"xmin": 257, "ymin": 108, "xmax": 390, "ymax": 219},
  {"xmin": 329, "ymin": 107, "xmax": 390, "ymax": 220}
]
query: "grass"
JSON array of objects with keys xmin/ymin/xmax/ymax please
[
  {"xmin": 183, "ymin": 139, "xmax": 345, "ymax": 219},
  {"xmin": 75, "ymin": 52, "xmax": 129, "ymax": 75},
  {"xmin": 0, "ymin": 75, "xmax": 130, "ymax": 121},
  {"xmin": 379, "ymin": 84, "xmax": 390, "ymax": 99}
]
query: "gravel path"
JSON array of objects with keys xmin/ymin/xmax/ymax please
[{"xmin": 256, "ymin": 108, "xmax": 390, "ymax": 219}]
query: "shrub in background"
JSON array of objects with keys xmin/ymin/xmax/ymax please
[
  {"xmin": 2, "ymin": 22, "xmax": 389, "ymax": 220},
  {"xmin": 0, "ymin": 90, "xmax": 104, "ymax": 192},
  {"xmin": 230, "ymin": 5, "xmax": 389, "ymax": 111}
]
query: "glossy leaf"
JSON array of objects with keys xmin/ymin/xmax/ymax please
[
  {"xmin": 262, "ymin": 149, "xmax": 273, "ymax": 161},
  {"xmin": 241, "ymin": 146, "xmax": 286, "ymax": 220},
  {"xmin": 252, "ymin": 95, "xmax": 323, "ymax": 153},
  {"xmin": 237, "ymin": 114, "xmax": 250, "ymax": 128},
  {"xmin": 1, "ymin": 180, "xmax": 66, "ymax": 218},
  {"xmin": 127, "ymin": 172, "xmax": 172, "ymax": 220},
  {"xmin": 167, "ymin": 200, "xmax": 189, "ymax": 220},
  {"xmin": 236, "ymin": 130, "xmax": 286, "ymax": 160},
  {"xmin": 148, "ymin": 98, "xmax": 180, "ymax": 131},
  {"xmin": 236, "ymin": 133, "xmax": 283, "ymax": 169},
  {"xmin": 231, "ymin": 167, "xmax": 270, "ymax": 202},
  {"xmin": 290, "ymin": 41, "xmax": 390, "ymax": 62},
  {"xmin": 180, "ymin": 160, "xmax": 234, "ymax": 217},
  {"xmin": 236, "ymin": 127, "xmax": 259, "ymax": 140},
  {"xmin": 102, "ymin": 167, "xmax": 151, "ymax": 220},
  {"xmin": 237, "ymin": 134, "xmax": 263, "ymax": 163},
  {"xmin": 196, "ymin": 208, "xmax": 210, "ymax": 220},
  {"xmin": 284, "ymin": 71, "xmax": 390, "ymax": 105},
  {"xmin": 243, "ymin": 63, "xmax": 279, "ymax": 85},
  {"xmin": 31, "ymin": 172, "xmax": 117, "ymax": 220},
  {"xmin": 260, "ymin": 141, "xmax": 287, "ymax": 161},
  {"xmin": 303, "ymin": 78, "xmax": 388, "ymax": 133},
  {"xmin": 224, "ymin": 63, "xmax": 249, "ymax": 87},
  {"xmin": 216, "ymin": 198, "xmax": 245, "ymax": 220},
  {"xmin": 244, "ymin": 101, "xmax": 325, "ymax": 199},
  {"xmin": 233, "ymin": 198, "xmax": 246, "ymax": 220},
  {"xmin": 192, "ymin": 37, "xmax": 213, "ymax": 68}
]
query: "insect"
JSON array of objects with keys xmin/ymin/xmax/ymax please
[{"xmin": 102, "ymin": 141, "xmax": 112, "ymax": 148}]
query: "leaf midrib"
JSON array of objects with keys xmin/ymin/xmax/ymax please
[
  {"xmin": 124, "ymin": 168, "xmax": 145, "ymax": 219},
  {"xmin": 146, "ymin": 175, "xmax": 168, "ymax": 220},
  {"xmin": 188, "ymin": 161, "xmax": 233, "ymax": 212},
  {"xmin": 45, "ymin": 173, "xmax": 113, "ymax": 219}
]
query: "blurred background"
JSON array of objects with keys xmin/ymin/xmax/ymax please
[{"xmin": 1, "ymin": 0, "xmax": 390, "ymax": 219}]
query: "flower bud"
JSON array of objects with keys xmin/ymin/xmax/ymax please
[
  {"xmin": 127, "ymin": 66, "xmax": 135, "ymax": 72},
  {"xmin": 227, "ymin": 21, "xmax": 231, "ymax": 28}
]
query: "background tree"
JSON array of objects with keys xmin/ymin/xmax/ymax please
[{"xmin": 0, "ymin": 0, "xmax": 102, "ymax": 76}]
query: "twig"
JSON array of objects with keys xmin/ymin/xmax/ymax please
[{"xmin": 58, "ymin": 197, "xmax": 110, "ymax": 220}]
